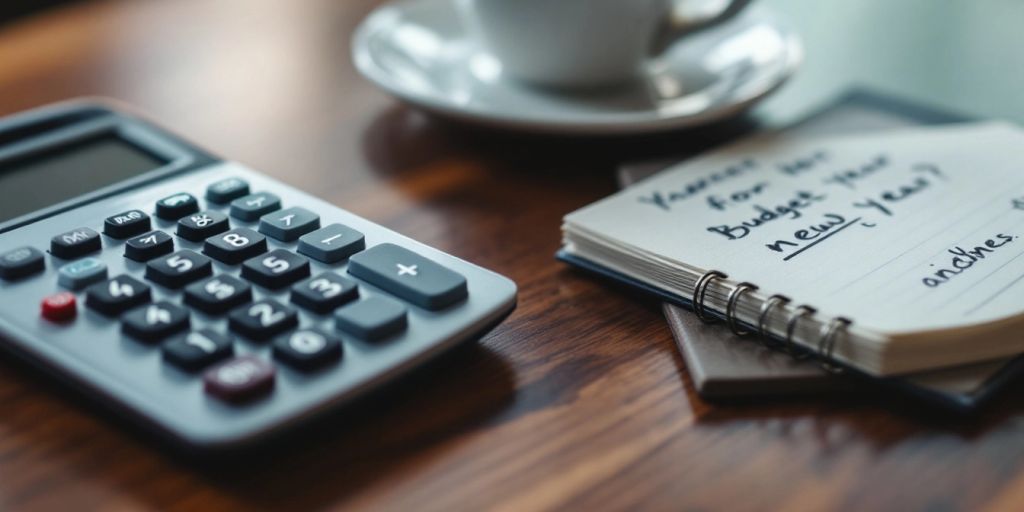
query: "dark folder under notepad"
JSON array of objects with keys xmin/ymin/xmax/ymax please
[{"xmin": 606, "ymin": 89, "xmax": 1024, "ymax": 409}]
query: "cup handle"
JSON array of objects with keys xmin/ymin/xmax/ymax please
[{"xmin": 652, "ymin": 0, "xmax": 754, "ymax": 55}]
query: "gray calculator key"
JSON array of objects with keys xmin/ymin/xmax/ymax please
[
  {"xmin": 297, "ymin": 224, "xmax": 365, "ymax": 263},
  {"xmin": 50, "ymin": 227, "xmax": 101, "ymax": 259},
  {"xmin": 85, "ymin": 275, "xmax": 152, "ymax": 316},
  {"xmin": 0, "ymin": 246, "xmax": 45, "ymax": 280},
  {"xmin": 176, "ymin": 210, "xmax": 230, "ymax": 242},
  {"xmin": 348, "ymin": 244, "xmax": 468, "ymax": 310},
  {"xmin": 258, "ymin": 207, "xmax": 320, "ymax": 242},
  {"xmin": 57, "ymin": 257, "xmax": 108, "ymax": 290},
  {"xmin": 103, "ymin": 209, "xmax": 151, "ymax": 239},
  {"xmin": 203, "ymin": 227, "xmax": 267, "ymax": 264},
  {"xmin": 205, "ymin": 177, "xmax": 250, "ymax": 204},
  {"xmin": 230, "ymin": 192, "xmax": 281, "ymax": 221},
  {"xmin": 121, "ymin": 301, "xmax": 190, "ymax": 342},
  {"xmin": 334, "ymin": 296, "xmax": 407, "ymax": 340}
]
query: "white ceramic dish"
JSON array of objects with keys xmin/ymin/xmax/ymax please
[{"xmin": 352, "ymin": 0, "xmax": 803, "ymax": 135}]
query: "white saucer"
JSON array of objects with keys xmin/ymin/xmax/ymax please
[{"xmin": 352, "ymin": 0, "xmax": 803, "ymax": 135}]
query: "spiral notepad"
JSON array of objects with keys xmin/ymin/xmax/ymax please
[{"xmin": 562, "ymin": 122, "xmax": 1024, "ymax": 376}]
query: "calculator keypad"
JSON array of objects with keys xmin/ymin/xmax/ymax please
[
  {"xmin": 0, "ymin": 166, "xmax": 514, "ymax": 448},
  {"xmin": 51, "ymin": 227, "xmax": 101, "ymax": 259},
  {"xmin": 146, "ymin": 250, "xmax": 213, "ymax": 288}
]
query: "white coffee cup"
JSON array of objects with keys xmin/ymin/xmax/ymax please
[{"xmin": 463, "ymin": 0, "xmax": 753, "ymax": 90}]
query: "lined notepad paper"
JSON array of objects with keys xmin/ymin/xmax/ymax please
[{"xmin": 563, "ymin": 122, "xmax": 1024, "ymax": 375}]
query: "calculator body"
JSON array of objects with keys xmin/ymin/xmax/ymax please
[{"xmin": 0, "ymin": 101, "xmax": 517, "ymax": 450}]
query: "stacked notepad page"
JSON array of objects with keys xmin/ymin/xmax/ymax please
[{"xmin": 562, "ymin": 122, "xmax": 1024, "ymax": 376}]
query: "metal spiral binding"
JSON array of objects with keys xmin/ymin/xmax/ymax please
[
  {"xmin": 725, "ymin": 282, "xmax": 759, "ymax": 336},
  {"xmin": 693, "ymin": 276, "xmax": 855, "ymax": 372},
  {"xmin": 692, "ymin": 270, "xmax": 728, "ymax": 323},
  {"xmin": 756, "ymin": 294, "xmax": 790, "ymax": 347},
  {"xmin": 784, "ymin": 305, "xmax": 817, "ymax": 359},
  {"xmin": 817, "ymin": 316, "xmax": 852, "ymax": 373}
]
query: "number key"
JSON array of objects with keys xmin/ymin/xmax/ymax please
[
  {"xmin": 145, "ymin": 250, "xmax": 212, "ymax": 288},
  {"xmin": 176, "ymin": 210, "xmax": 229, "ymax": 242},
  {"xmin": 184, "ymin": 274, "xmax": 252, "ymax": 314},
  {"xmin": 121, "ymin": 301, "xmax": 190, "ymax": 342},
  {"xmin": 124, "ymin": 230, "xmax": 174, "ymax": 262},
  {"xmin": 240, "ymin": 249, "xmax": 310, "ymax": 289},
  {"xmin": 203, "ymin": 227, "xmax": 267, "ymax": 264},
  {"xmin": 163, "ymin": 329, "xmax": 234, "ymax": 371},
  {"xmin": 228, "ymin": 299, "xmax": 297, "ymax": 340},
  {"xmin": 291, "ymin": 272, "xmax": 358, "ymax": 313},
  {"xmin": 85, "ymin": 275, "xmax": 152, "ymax": 316}
]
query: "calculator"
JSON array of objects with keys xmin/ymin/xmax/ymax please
[{"xmin": 0, "ymin": 101, "xmax": 517, "ymax": 450}]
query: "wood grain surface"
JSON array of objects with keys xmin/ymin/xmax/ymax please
[{"xmin": 2, "ymin": 1, "xmax": 1024, "ymax": 511}]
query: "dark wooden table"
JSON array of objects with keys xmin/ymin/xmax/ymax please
[{"xmin": 3, "ymin": 1, "xmax": 1024, "ymax": 510}]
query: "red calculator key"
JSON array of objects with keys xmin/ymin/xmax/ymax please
[
  {"xmin": 203, "ymin": 356, "xmax": 275, "ymax": 403},
  {"xmin": 41, "ymin": 292, "xmax": 77, "ymax": 322}
]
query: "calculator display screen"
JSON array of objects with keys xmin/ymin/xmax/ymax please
[{"xmin": 0, "ymin": 134, "xmax": 167, "ymax": 223}]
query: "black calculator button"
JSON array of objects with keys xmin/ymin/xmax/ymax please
[
  {"xmin": 297, "ymin": 223, "xmax": 365, "ymax": 263},
  {"xmin": 229, "ymin": 192, "xmax": 281, "ymax": 221},
  {"xmin": 334, "ymin": 296, "xmax": 407, "ymax": 340},
  {"xmin": 163, "ymin": 329, "xmax": 234, "ymax": 371},
  {"xmin": 273, "ymin": 328, "xmax": 342, "ymax": 370},
  {"xmin": 146, "ymin": 250, "xmax": 213, "ymax": 288},
  {"xmin": 203, "ymin": 227, "xmax": 267, "ymax": 264},
  {"xmin": 176, "ymin": 210, "xmax": 230, "ymax": 242},
  {"xmin": 124, "ymin": 230, "xmax": 174, "ymax": 262},
  {"xmin": 205, "ymin": 177, "xmax": 250, "ymax": 204},
  {"xmin": 240, "ymin": 249, "xmax": 310, "ymax": 289},
  {"xmin": 291, "ymin": 272, "xmax": 358, "ymax": 313},
  {"xmin": 57, "ymin": 257, "xmax": 107, "ymax": 290},
  {"xmin": 155, "ymin": 193, "xmax": 199, "ymax": 220},
  {"xmin": 228, "ymin": 299, "xmax": 298, "ymax": 340},
  {"xmin": 85, "ymin": 275, "xmax": 152, "ymax": 316},
  {"xmin": 50, "ymin": 227, "xmax": 101, "ymax": 259},
  {"xmin": 184, "ymin": 274, "xmax": 252, "ymax": 314},
  {"xmin": 0, "ymin": 246, "xmax": 45, "ymax": 280},
  {"xmin": 103, "ymin": 209, "xmax": 151, "ymax": 239},
  {"xmin": 121, "ymin": 301, "xmax": 190, "ymax": 342},
  {"xmin": 258, "ymin": 207, "xmax": 320, "ymax": 242},
  {"xmin": 348, "ymin": 243, "xmax": 468, "ymax": 310},
  {"xmin": 204, "ymin": 356, "xmax": 275, "ymax": 402}
]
